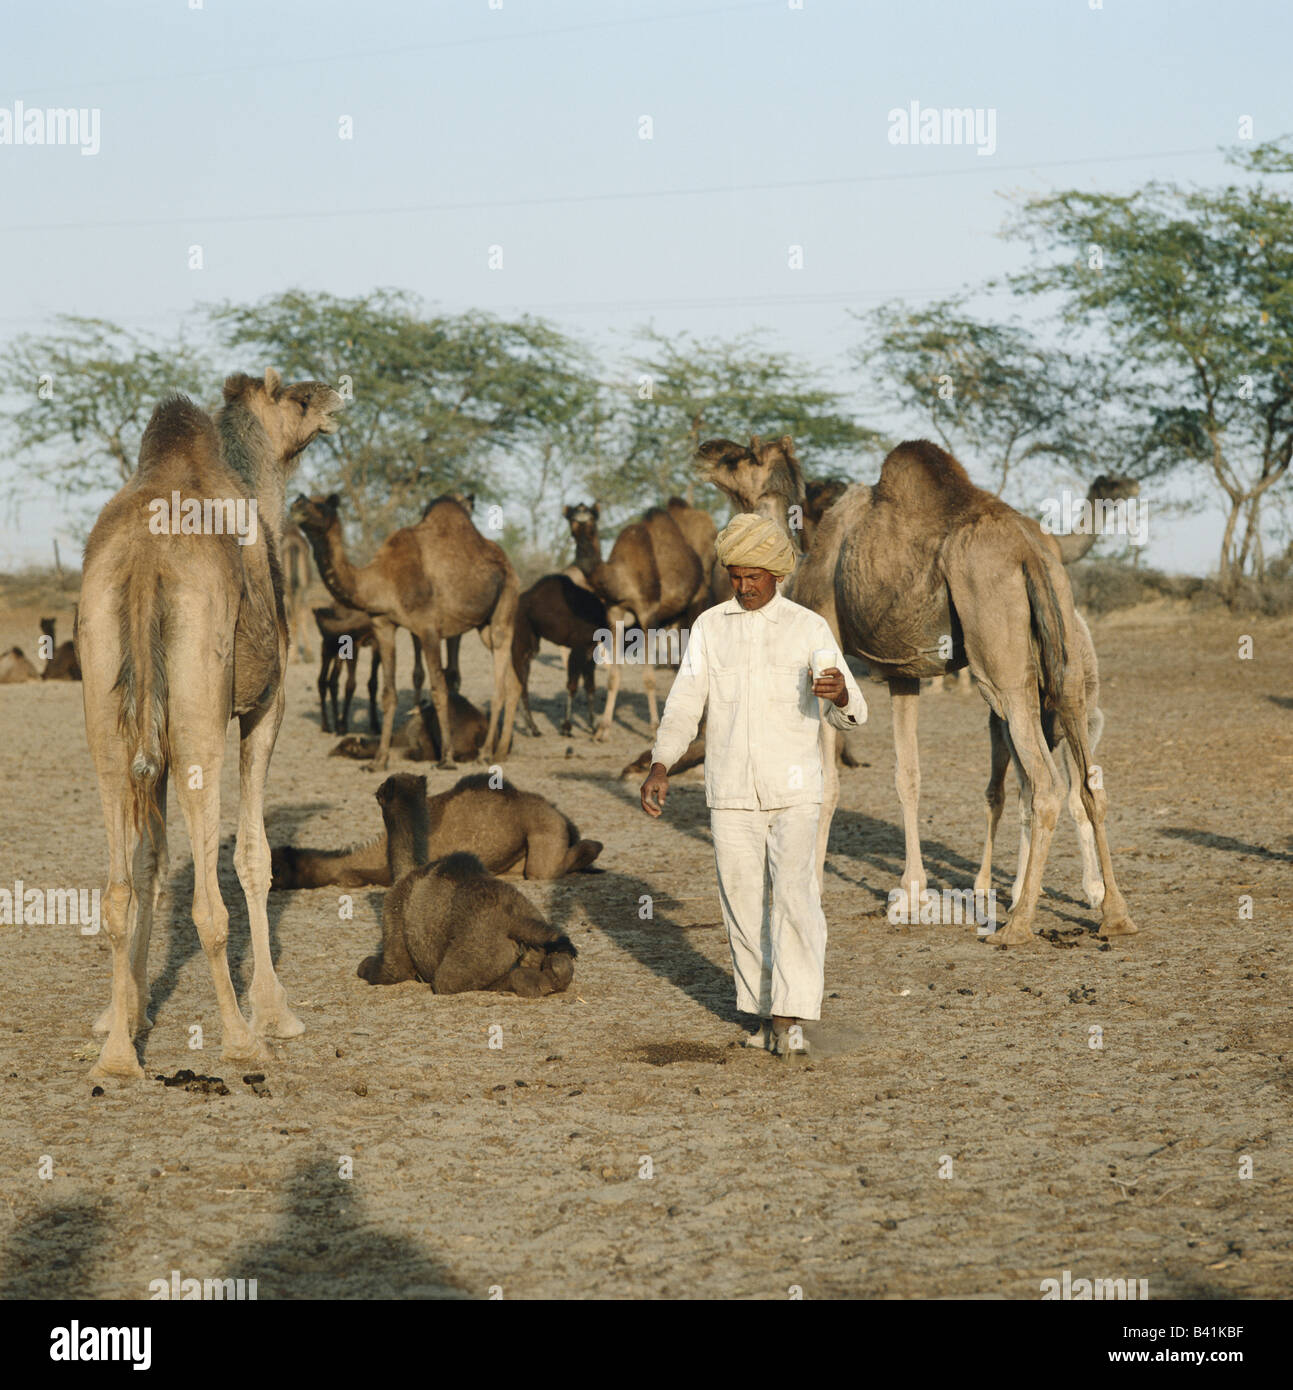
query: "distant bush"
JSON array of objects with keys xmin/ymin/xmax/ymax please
[{"xmin": 1069, "ymin": 560, "xmax": 1293, "ymax": 617}]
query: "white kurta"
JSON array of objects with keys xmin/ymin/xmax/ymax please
[{"xmin": 649, "ymin": 592, "xmax": 868, "ymax": 1020}]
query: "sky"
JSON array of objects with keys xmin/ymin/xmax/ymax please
[{"xmin": 1, "ymin": 0, "xmax": 1289, "ymax": 573}]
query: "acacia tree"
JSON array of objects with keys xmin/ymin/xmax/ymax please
[
  {"xmin": 852, "ymin": 297, "xmax": 1133, "ymax": 500},
  {"xmin": 0, "ymin": 315, "xmax": 211, "ymax": 515},
  {"xmin": 211, "ymin": 289, "xmax": 596, "ymax": 553},
  {"xmin": 598, "ymin": 327, "xmax": 883, "ymax": 516},
  {"xmin": 1007, "ymin": 140, "xmax": 1293, "ymax": 588}
]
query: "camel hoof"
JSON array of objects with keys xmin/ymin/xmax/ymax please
[
  {"xmin": 222, "ymin": 1036, "xmax": 272, "ymax": 1067},
  {"xmin": 1085, "ymin": 882, "xmax": 1107, "ymax": 910},
  {"xmin": 1098, "ymin": 914, "xmax": 1138, "ymax": 938},
  {"xmin": 985, "ymin": 922, "xmax": 1034, "ymax": 946},
  {"xmin": 255, "ymin": 1008, "xmax": 305, "ymax": 1039},
  {"xmin": 592, "ymin": 725, "xmax": 610, "ymax": 743},
  {"xmin": 90, "ymin": 1050, "xmax": 144, "ymax": 1081}
]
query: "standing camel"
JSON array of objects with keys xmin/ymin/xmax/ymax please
[
  {"xmin": 563, "ymin": 502, "xmax": 601, "ymax": 591},
  {"xmin": 587, "ymin": 504, "xmax": 704, "ymax": 740},
  {"xmin": 707, "ymin": 435, "xmax": 1135, "ymax": 944},
  {"xmin": 290, "ymin": 492, "xmax": 520, "ymax": 769},
  {"xmin": 512, "ymin": 573, "xmax": 607, "ymax": 736},
  {"xmin": 281, "ymin": 523, "xmax": 313, "ymax": 662},
  {"xmin": 78, "ymin": 369, "xmax": 341, "ymax": 1079},
  {"xmin": 1047, "ymin": 475, "xmax": 1142, "ymax": 564}
]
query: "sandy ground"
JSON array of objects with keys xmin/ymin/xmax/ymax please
[{"xmin": 0, "ymin": 598, "xmax": 1290, "ymax": 1300}]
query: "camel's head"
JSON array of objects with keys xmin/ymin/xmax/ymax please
[
  {"xmin": 289, "ymin": 492, "xmax": 341, "ymax": 537},
  {"xmin": 375, "ymin": 773, "xmax": 428, "ymax": 814},
  {"xmin": 1090, "ymin": 474, "xmax": 1141, "ymax": 505},
  {"xmin": 421, "ymin": 491, "xmax": 476, "ymax": 521},
  {"xmin": 224, "ymin": 368, "xmax": 344, "ymax": 465},
  {"xmin": 804, "ymin": 477, "xmax": 849, "ymax": 524},
  {"xmin": 564, "ymin": 501, "xmax": 599, "ymax": 537},
  {"xmin": 698, "ymin": 434, "xmax": 805, "ymax": 514}
]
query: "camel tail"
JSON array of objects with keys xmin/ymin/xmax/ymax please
[
  {"xmin": 1021, "ymin": 550, "xmax": 1068, "ymax": 711},
  {"xmin": 113, "ymin": 574, "xmax": 170, "ymax": 837}
]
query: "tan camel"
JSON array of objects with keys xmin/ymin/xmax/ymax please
[
  {"xmin": 78, "ymin": 369, "xmax": 341, "ymax": 1079},
  {"xmin": 712, "ymin": 436, "xmax": 1135, "ymax": 943},
  {"xmin": 1049, "ymin": 475, "xmax": 1142, "ymax": 564},
  {"xmin": 357, "ymin": 774, "xmax": 577, "ymax": 996},
  {"xmin": 271, "ymin": 771, "xmax": 603, "ymax": 889},
  {"xmin": 281, "ymin": 523, "xmax": 313, "ymax": 662},
  {"xmin": 289, "ymin": 493, "xmax": 520, "ymax": 770},
  {"xmin": 587, "ymin": 504, "xmax": 707, "ymax": 740},
  {"xmin": 0, "ymin": 647, "xmax": 39, "ymax": 683},
  {"xmin": 39, "ymin": 615, "xmax": 82, "ymax": 680}
]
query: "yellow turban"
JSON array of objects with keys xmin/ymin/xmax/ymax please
[{"xmin": 715, "ymin": 513, "xmax": 797, "ymax": 578}]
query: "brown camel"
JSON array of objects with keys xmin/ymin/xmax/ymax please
[
  {"xmin": 271, "ymin": 771, "xmax": 603, "ymax": 889},
  {"xmin": 0, "ymin": 647, "xmax": 39, "ymax": 683},
  {"xmin": 512, "ymin": 572, "xmax": 607, "ymax": 737},
  {"xmin": 313, "ymin": 603, "xmax": 380, "ymax": 734},
  {"xmin": 78, "ymin": 369, "xmax": 341, "ymax": 1079},
  {"xmin": 330, "ymin": 690, "xmax": 487, "ymax": 763},
  {"xmin": 281, "ymin": 523, "xmax": 313, "ymax": 662},
  {"xmin": 290, "ymin": 492, "xmax": 520, "ymax": 770},
  {"xmin": 709, "ymin": 436, "xmax": 1135, "ymax": 944},
  {"xmin": 357, "ymin": 774, "xmax": 577, "ymax": 996},
  {"xmin": 39, "ymin": 615, "xmax": 81, "ymax": 680},
  {"xmin": 1048, "ymin": 475, "xmax": 1142, "ymax": 564},
  {"xmin": 563, "ymin": 501, "xmax": 602, "ymax": 591},
  {"xmin": 587, "ymin": 504, "xmax": 705, "ymax": 740}
]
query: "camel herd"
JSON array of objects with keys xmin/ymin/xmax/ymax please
[{"xmin": 15, "ymin": 367, "xmax": 1141, "ymax": 1080}]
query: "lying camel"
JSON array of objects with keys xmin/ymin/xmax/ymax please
[
  {"xmin": 39, "ymin": 616, "xmax": 82, "ymax": 680},
  {"xmin": 0, "ymin": 648, "xmax": 39, "ymax": 683},
  {"xmin": 358, "ymin": 775, "xmax": 576, "ymax": 995},
  {"xmin": 330, "ymin": 692, "xmax": 487, "ymax": 763},
  {"xmin": 271, "ymin": 771, "xmax": 603, "ymax": 889}
]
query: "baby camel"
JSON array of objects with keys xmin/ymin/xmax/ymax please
[{"xmin": 358, "ymin": 774, "xmax": 577, "ymax": 996}]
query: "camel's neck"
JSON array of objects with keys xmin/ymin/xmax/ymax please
[
  {"xmin": 573, "ymin": 532, "xmax": 601, "ymax": 576},
  {"xmin": 307, "ymin": 521, "xmax": 372, "ymax": 613},
  {"xmin": 216, "ymin": 404, "xmax": 289, "ymax": 539},
  {"xmin": 381, "ymin": 795, "xmax": 430, "ymax": 882}
]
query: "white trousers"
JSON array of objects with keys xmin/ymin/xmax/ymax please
[{"xmin": 710, "ymin": 803, "xmax": 827, "ymax": 1020}]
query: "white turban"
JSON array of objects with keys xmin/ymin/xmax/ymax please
[{"xmin": 715, "ymin": 513, "xmax": 797, "ymax": 578}]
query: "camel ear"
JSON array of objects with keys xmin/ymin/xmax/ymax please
[
  {"xmin": 326, "ymin": 492, "xmax": 340, "ymax": 509},
  {"xmin": 264, "ymin": 367, "xmax": 283, "ymax": 400},
  {"xmin": 563, "ymin": 505, "xmax": 574, "ymax": 520},
  {"xmin": 749, "ymin": 434, "xmax": 762, "ymax": 450},
  {"xmin": 591, "ymin": 503, "xmax": 600, "ymax": 518},
  {"xmin": 779, "ymin": 434, "xmax": 795, "ymax": 452}
]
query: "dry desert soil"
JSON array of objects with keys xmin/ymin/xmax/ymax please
[{"xmin": 0, "ymin": 597, "xmax": 1290, "ymax": 1300}]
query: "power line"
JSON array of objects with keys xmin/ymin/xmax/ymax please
[
  {"xmin": 0, "ymin": 145, "xmax": 1223, "ymax": 237},
  {"xmin": 14, "ymin": 1, "xmax": 783, "ymax": 96}
]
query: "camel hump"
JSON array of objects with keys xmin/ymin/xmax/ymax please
[
  {"xmin": 454, "ymin": 771, "xmax": 518, "ymax": 797},
  {"xmin": 431, "ymin": 851, "xmax": 488, "ymax": 881},
  {"xmin": 875, "ymin": 440, "xmax": 984, "ymax": 514},
  {"xmin": 137, "ymin": 395, "xmax": 218, "ymax": 474}
]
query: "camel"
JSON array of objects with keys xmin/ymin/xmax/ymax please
[
  {"xmin": 39, "ymin": 615, "xmax": 81, "ymax": 680},
  {"xmin": 803, "ymin": 478, "xmax": 849, "ymax": 550},
  {"xmin": 357, "ymin": 774, "xmax": 577, "ymax": 996},
  {"xmin": 563, "ymin": 501, "xmax": 602, "ymax": 591},
  {"xmin": 271, "ymin": 771, "xmax": 602, "ymax": 890},
  {"xmin": 587, "ymin": 504, "xmax": 707, "ymax": 740},
  {"xmin": 281, "ymin": 523, "xmax": 313, "ymax": 661},
  {"xmin": 0, "ymin": 647, "xmax": 39, "ymax": 683},
  {"xmin": 290, "ymin": 492, "xmax": 519, "ymax": 770},
  {"xmin": 314, "ymin": 604, "xmax": 379, "ymax": 734},
  {"xmin": 706, "ymin": 435, "xmax": 1135, "ymax": 944},
  {"xmin": 78, "ymin": 368, "xmax": 342, "ymax": 1079},
  {"xmin": 512, "ymin": 573, "xmax": 607, "ymax": 736},
  {"xmin": 1048, "ymin": 475, "xmax": 1142, "ymax": 564},
  {"xmin": 330, "ymin": 691, "xmax": 487, "ymax": 763}
]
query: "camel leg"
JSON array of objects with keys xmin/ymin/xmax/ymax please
[
  {"xmin": 1056, "ymin": 704, "xmax": 1135, "ymax": 937},
  {"xmin": 986, "ymin": 685, "xmax": 1063, "ymax": 945},
  {"xmin": 371, "ymin": 619, "xmax": 399, "ymax": 771},
  {"xmin": 1067, "ymin": 704, "xmax": 1106, "ymax": 908},
  {"xmin": 318, "ymin": 650, "xmax": 333, "ymax": 732},
  {"xmin": 411, "ymin": 639, "xmax": 425, "ymax": 706},
  {"xmin": 1009, "ymin": 747, "xmax": 1032, "ymax": 909},
  {"xmin": 481, "ymin": 613, "xmax": 519, "ymax": 762},
  {"xmin": 560, "ymin": 650, "xmax": 576, "ymax": 737},
  {"xmin": 816, "ymin": 722, "xmax": 839, "ymax": 894},
  {"xmin": 443, "ymin": 635, "xmax": 460, "ymax": 696},
  {"xmin": 419, "ymin": 631, "xmax": 455, "ymax": 770},
  {"xmin": 581, "ymin": 649, "xmax": 597, "ymax": 731},
  {"xmin": 974, "ymin": 711, "xmax": 1011, "ymax": 900},
  {"xmin": 237, "ymin": 691, "xmax": 304, "ymax": 1040},
  {"xmin": 643, "ymin": 661, "xmax": 660, "ymax": 730},
  {"xmin": 890, "ymin": 677, "xmax": 927, "ymax": 915},
  {"xmin": 367, "ymin": 647, "xmax": 380, "ymax": 732},
  {"xmin": 171, "ymin": 732, "xmax": 262, "ymax": 1063},
  {"xmin": 594, "ymin": 607, "xmax": 629, "ymax": 741},
  {"xmin": 516, "ymin": 645, "xmax": 540, "ymax": 737},
  {"xmin": 339, "ymin": 654, "xmax": 357, "ymax": 734}
]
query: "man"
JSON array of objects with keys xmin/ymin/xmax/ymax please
[{"xmin": 639, "ymin": 512, "xmax": 867, "ymax": 1057}]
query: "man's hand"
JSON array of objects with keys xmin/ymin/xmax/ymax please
[
  {"xmin": 811, "ymin": 666, "xmax": 849, "ymax": 708},
  {"xmin": 640, "ymin": 762, "xmax": 669, "ymax": 817}
]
